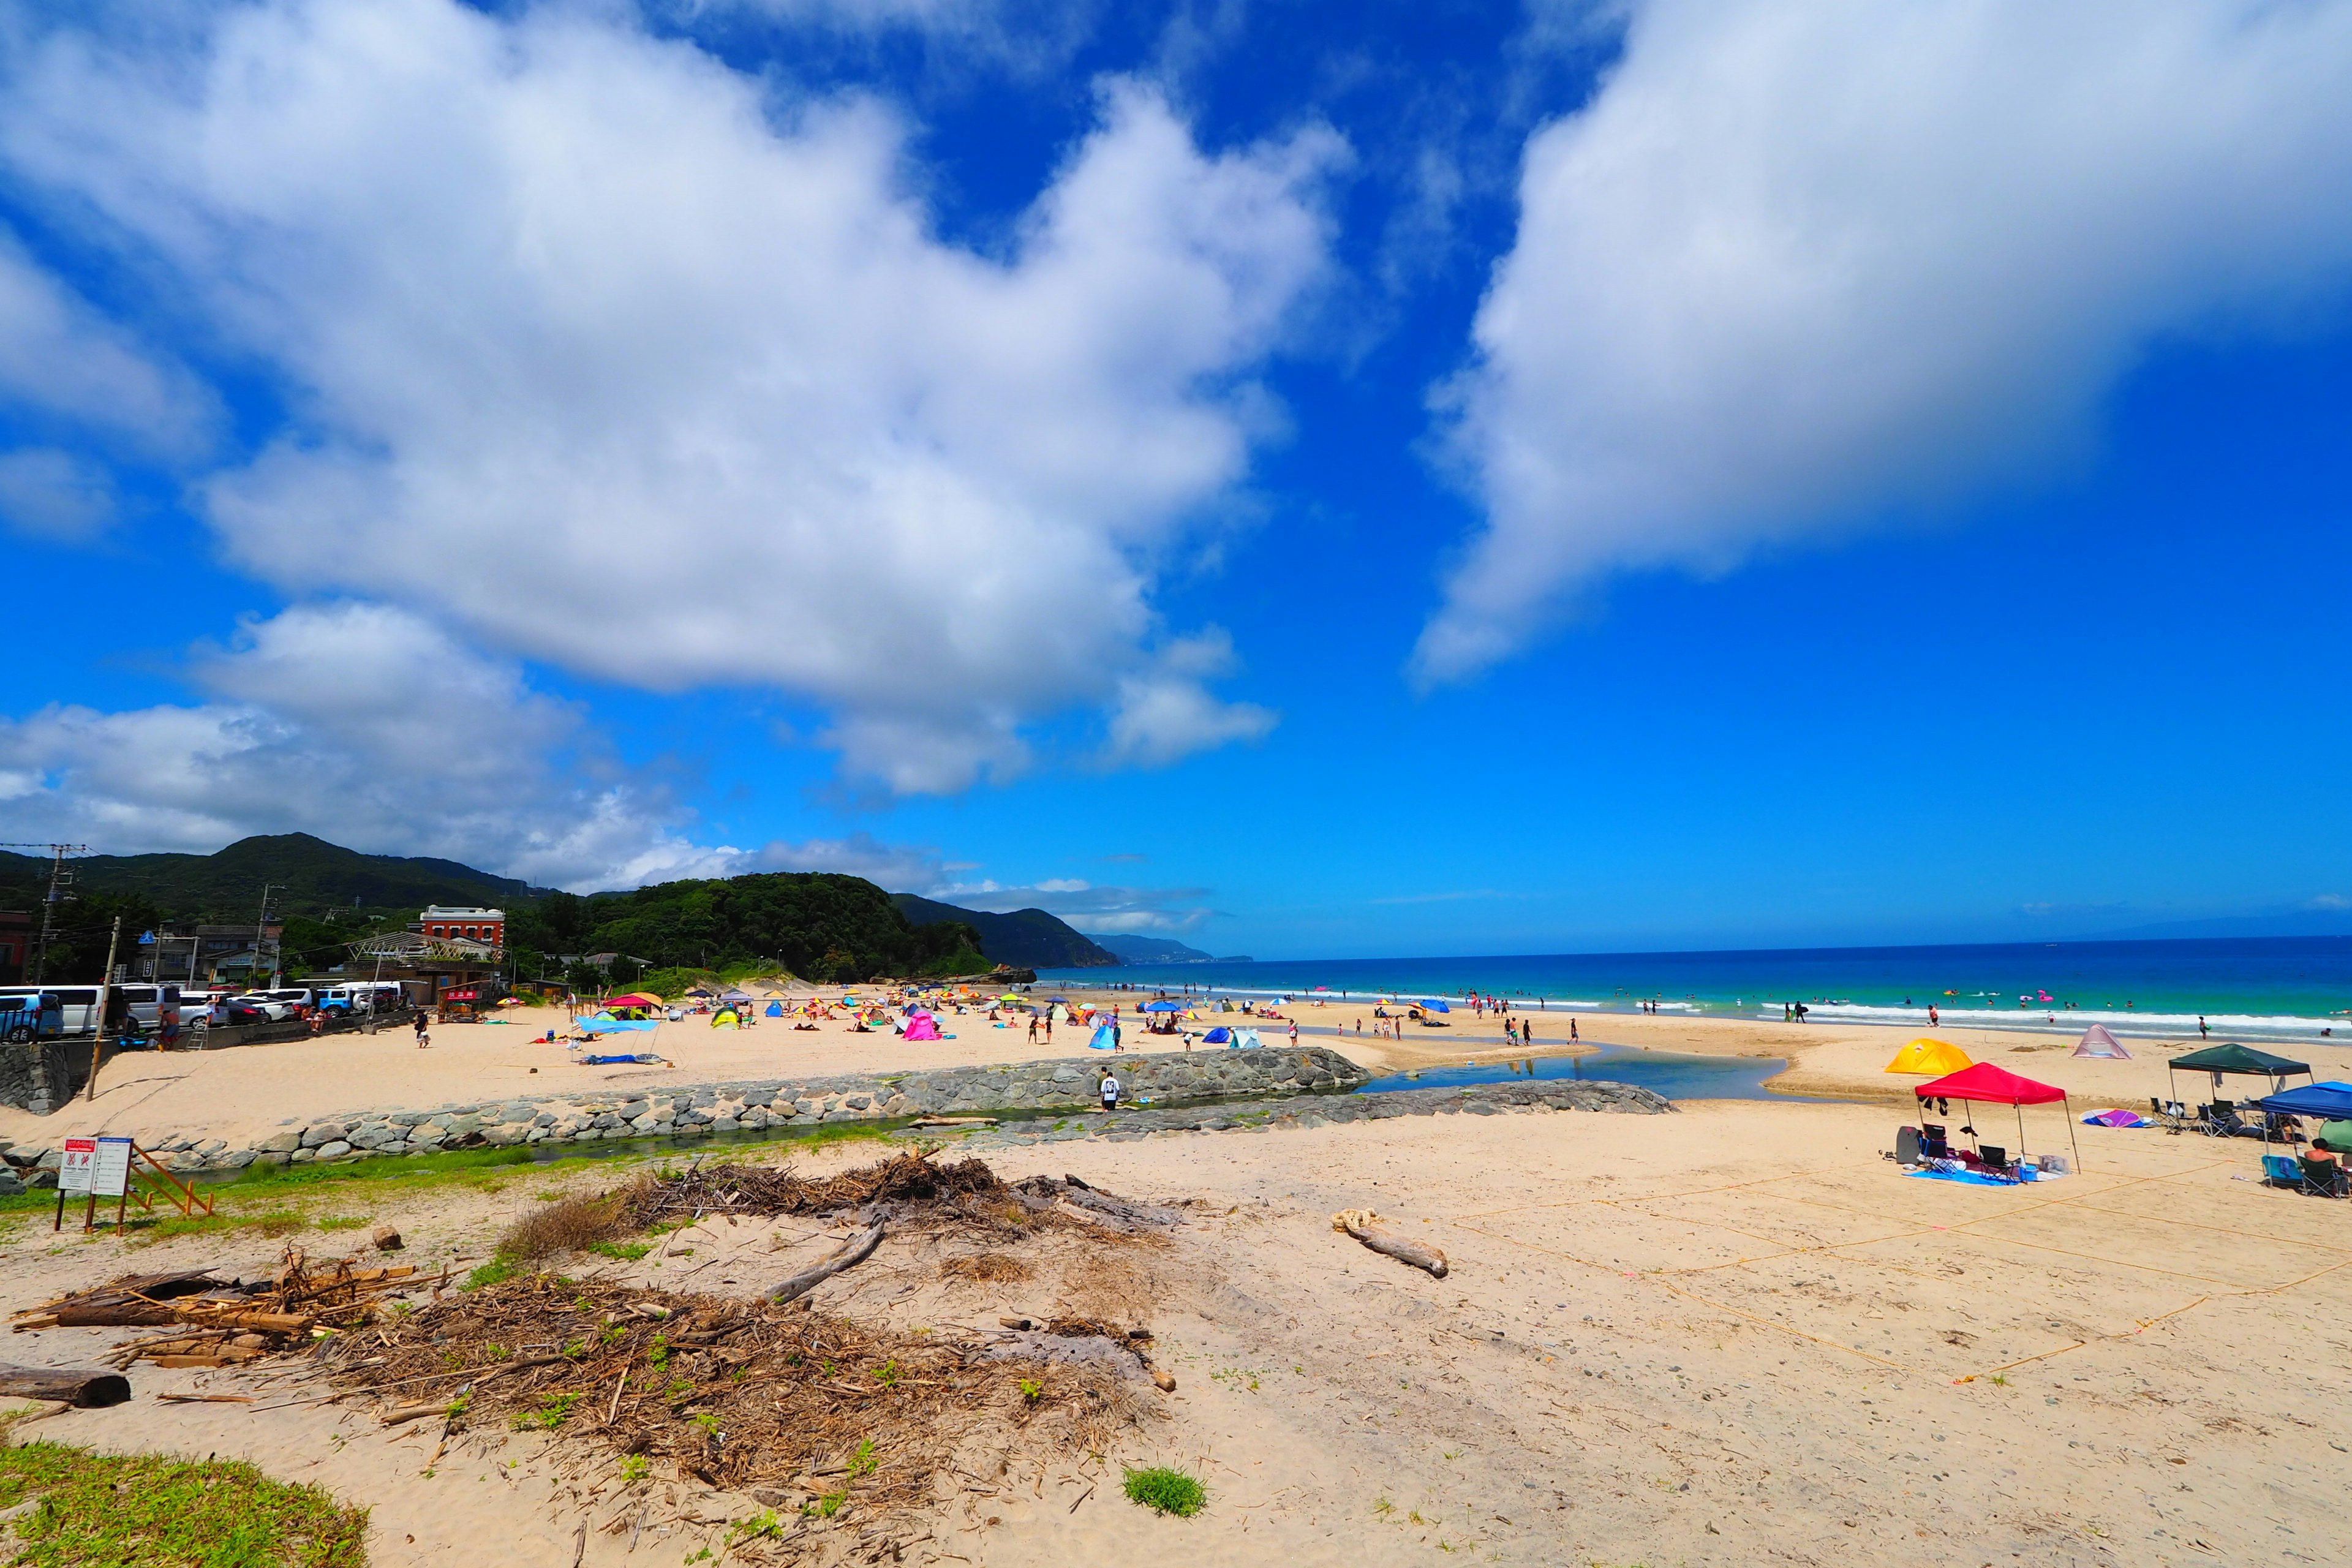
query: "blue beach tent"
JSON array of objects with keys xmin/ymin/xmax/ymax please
[
  {"xmin": 2257, "ymin": 1081, "xmax": 2352, "ymax": 1121},
  {"xmin": 1088, "ymin": 1022, "xmax": 1118, "ymax": 1050},
  {"xmin": 1418, "ymin": 998, "xmax": 1451, "ymax": 1012},
  {"xmin": 1202, "ymin": 1026, "xmax": 1232, "ymax": 1045},
  {"xmin": 764, "ymin": 1001, "xmax": 784, "ymax": 1017}
]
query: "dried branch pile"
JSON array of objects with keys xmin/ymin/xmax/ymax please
[
  {"xmin": 323, "ymin": 1271, "xmax": 1144, "ymax": 1523},
  {"xmin": 628, "ymin": 1148, "xmax": 1013, "ymax": 1228},
  {"xmin": 11, "ymin": 1250, "xmax": 437, "ymax": 1368}
]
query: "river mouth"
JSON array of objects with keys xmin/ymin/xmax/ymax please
[
  {"xmin": 171, "ymin": 1049, "xmax": 1809, "ymax": 1191},
  {"xmin": 1357, "ymin": 1048, "xmax": 1808, "ymax": 1101}
]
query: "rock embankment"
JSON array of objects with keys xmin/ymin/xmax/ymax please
[
  {"xmin": 0, "ymin": 1045, "xmax": 1369, "ymax": 1182},
  {"xmin": 961, "ymin": 1076, "xmax": 1676, "ymax": 1147}
]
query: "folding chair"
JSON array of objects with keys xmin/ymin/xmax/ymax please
[
  {"xmin": 2198, "ymin": 1101, "xmax": 2245, "ymax": 1139},
  {"xmin": 2261, "ymin": 1153, "xmax": 2302, "ymax": 1189},
  {"xmin": 2300, "ymin": 1157, "xmax": 2349, "ymax": 1199},
  {"xmin": 1920, "ymin": 1123, "xmax": 1949, "ymax": 1161},
  {"xmin": 1977, "ymin": 1145, "xmax": 2017, "ymax": 1182}
]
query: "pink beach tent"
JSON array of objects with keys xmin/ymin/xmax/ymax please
[
  {"xmin": 903, "ymin": 1013, "xmax": 943, "ymax": 1042},
  {"xmin": 2072, "ymin": 1023, "xmax": 2132, "ymax": 1059}
]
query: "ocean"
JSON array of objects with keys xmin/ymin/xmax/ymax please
[{"xmin": 1041, "ymin": 935, "xmax": 2352, "ymax": 1046}]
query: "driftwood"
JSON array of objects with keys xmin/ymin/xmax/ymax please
[
  {"xmin": 0, "ymin": 1362, "xmax": 132, "ymax": 1408},
  {"xmin": 1008, "ymin": 1175, "xmax": 1180, "ymax": 1232},
  {"xmin": 767, "ymin": 1221, "xmax": 886, "ymax": 1303},
  {"xmin": 1331, "ymin": 1209, "xmax": 1447, "ymax": 1278}
]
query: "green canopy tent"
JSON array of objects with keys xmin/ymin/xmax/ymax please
[
  {"xmin": 2313, "ymin": 1120, "xmax": 2352, "ymax": 1155},
  {"xmin": 2166, "ymin": 1042, "xmax": 2312, "ymax": 1106}
]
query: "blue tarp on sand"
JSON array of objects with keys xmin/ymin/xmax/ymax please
[
  {"xmin": 581, "ymin": 1052, "xmax": 664, "ymax": 1065},
  {"xmin": 1905, "ymin": 1164, "xmax": 2052, "ymax": 1187},
  {"xmin": 577, "ymin": 1017, "xmax": 659, "ymax": 1034}
]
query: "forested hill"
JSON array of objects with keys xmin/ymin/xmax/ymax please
[
  {"xmin": 889, "ymin": 895, "xmax": 1119, "ymax": 969},
  {"xmin": 510, "ymin": 874, "xmax": 987, "ymax": 982},
  {"xmin": 0, "ymin": 833, "xmax": 545, "ymax": 923}
]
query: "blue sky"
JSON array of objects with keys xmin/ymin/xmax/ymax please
[{"xmin": 4, "ymin": 0, "xmax": 2350, "ymax": 959}]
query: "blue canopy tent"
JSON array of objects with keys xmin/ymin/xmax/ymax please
[
  {"xmin": 2256, "ymin": 1081, "xmax": 2352, "ymax": 1120},
  {"xmin": 1418, "ymin": 998, "xmax": 1451, "ymax": 1012},
  {"xmin": 1141, "ymin": 1000, "xmax": 1185, "ymax": 1012}
]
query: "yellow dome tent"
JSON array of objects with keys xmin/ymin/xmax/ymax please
[{"xmin": 1886, "ymin": 1038, "xmax": 1971, "ymax": 1076}]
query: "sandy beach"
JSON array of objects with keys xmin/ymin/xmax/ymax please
[
  {"xmin": 6, "ymin": 1090, "xmax": 2349, "ymax": 1566},
  {"xmin": 21, "ymin": 984, "xmax": 2352, "ymax": 1157},
  {"xmin": 6, "ymin": 984, "xmax": 2352, "ymax": 1566}
]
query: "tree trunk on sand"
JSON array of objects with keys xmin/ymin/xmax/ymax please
[
  {"xmin": 1331, "ymin": 1210, "xmax": 1447, "ymax": 1278},
  {"xmin": 0, "ymin": 1363, "xmax": 132, "ymax": 1407},
  {"xmin": 767, "ymin": 1221, "xmax": 885, "ymax": 1305}
]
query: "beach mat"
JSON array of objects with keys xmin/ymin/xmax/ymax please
[{"xmin": 1905, "ymin": 1165, "xmax": 2056, "ymax": 1188}]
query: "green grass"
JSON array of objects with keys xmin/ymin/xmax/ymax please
[
  {"xmin": 587, "ymin": 1239, "xmax": 651, "ymax": 1261},
  {"xmin": 1121, "ymin": 1465, "xmax": 1207, "ymax": 1518},
  {"xmin": 0, "ymin": 1439, "xmax": 367, "ymax": 1566},
  {"xmin": 461, "ymin": 1256, "xmax": 519, "ymax": 1291}
]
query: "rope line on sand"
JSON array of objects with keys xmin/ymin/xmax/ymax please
[{"xmin": 1445, "ymin": 1148, "xmax": 2352, "ymax": 1383}]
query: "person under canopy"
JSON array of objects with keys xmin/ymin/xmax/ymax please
[{"xmin": 1911, "ymin": 1062, "xmax": 2079, "ymax": 1176}]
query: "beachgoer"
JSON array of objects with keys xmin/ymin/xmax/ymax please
[
  {"xmin": 2199, "ymin": 1016, "xmax": 2209, "ymax": 1039},
  {"xmin": 1928, "ymin": 1005, "xmax": 1939, "ymax": 1028},
  {"xmin": 1099, "ymin": 1072, "xmax": 1121, "ymax": 1113},
  {"xmin": 413, "ymin": 1012, "xmax": 429, "ymax": 1046},
  {"xmin": 1288, "ymin": 1019, "xmax": 1299, "ymax": 1047},
  {"xmin": 1570, "ymin": 1019, "xmax": 1578, "ymax": 1043}
]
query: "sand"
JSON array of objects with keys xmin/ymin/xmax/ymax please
[
  {"xmin": 25, "ymin": 986, "xmax": 2348, "ymax": 1156},
  {"xmin": 7, "ymin": 1085, "xmax": 2351, "ymax": 1566}
]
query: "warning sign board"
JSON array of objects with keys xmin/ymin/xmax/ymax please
[
  {"xmin": 58, "ymin": 1137, "xmax": 97, "ymax": 1194},
  {"xmin": 92, "ymin": 1137, "xmax": 134, "ymax": 1198}
]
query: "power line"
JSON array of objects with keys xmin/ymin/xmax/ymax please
[{"xmin": 2, "ymin": 843, "xmax": 92, "ymax": 984}]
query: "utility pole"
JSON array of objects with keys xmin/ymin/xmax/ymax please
[
  {"xmin": 86, "ymin": 914, "xmax": 121, "ymax": 1103},
  {"xmin": 4, "ymin": 843, "xmax": 92, "ymax": 983},
  {"xmin": 254, "ymin": 883, "xmax": 282, "ymax": 991}
]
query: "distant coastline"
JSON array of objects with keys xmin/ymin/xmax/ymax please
[{"xmin": 1045, "ymin": 933, "xmax": 2352, "ymax": 1044}]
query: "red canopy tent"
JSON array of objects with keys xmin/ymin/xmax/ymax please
[{"xmin": 1913, "ymin": 1063, "xmax": 2081, "ymax": 1172}]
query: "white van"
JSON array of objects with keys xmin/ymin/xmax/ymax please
[
  {"xmin": 0, "ymin": 986, "xmax": 99, "ymax": 1035},
  {"xmin": 111, "ymin": 984, "xmax": 184, "ymax": 1036}
]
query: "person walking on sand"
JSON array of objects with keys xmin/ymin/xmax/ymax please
[
  {"xmin": 1570, "ymin": 1018, "xmax": 1579, "ymax": 1044},
  {"xmin": 1928, "ymin": 1005, "xmax": 1939, "ymax": 1028},
  {"xmin": 1288, "ymin": 1019, "xmax": 1300, "ymax": 1047},
  {"xmin": 1099, "ymin": 1071, "xmax": 1121, "ymax": 1114},
  {"xmin": 1027, "ymin": 1015, "xmax": 1039, "ymax": 1044},
  {"xmin": 413, "ymin": 1011, "xmax": 431, "ymax": 1049}
]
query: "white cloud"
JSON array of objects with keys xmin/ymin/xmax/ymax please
[
  {"xmin": 1102, "ymin": 628, "xmax": 1276, "ymax": 768},
  {"xmin": 0, "ymin": 604, "xmax": 731, "ymax": 891},
  {"xmin": 937, "ymin": 875, "xmax": 1214, "ymax": 932},
  {"xmin": 0, "ymin": 225, "xmax": 216, "ymax": 459},
  {"xmin": 1422, "ymin": 0, "xmax": 2352, "ymax": 682},
  {"xmin": 0, "ymin": 447, "xmax": 117, "ymax": 540},
  {"xmin": 1, "ymin": 0, "xmax": 1331, "ymax": 790}
]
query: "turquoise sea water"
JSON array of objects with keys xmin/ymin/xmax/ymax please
[{"xmin": 1042, "ymin": 936, "xmax": 2352, "ymax": 1046}]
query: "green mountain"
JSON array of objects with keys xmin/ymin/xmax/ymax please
[
  {"xmin": 0, "ymin": 832, "xmax": 546, "ymax": 924},
  {"xmin": 1087, "ymin": 933, "xmax": 1216, "ymax": 964},
  {"xmin": 513, "ymin": 875, "xmax": 986, "ymax": 982},
  {"xmin": 891, "ymin": 895, "xmax": 1120, "ymax": 969}
]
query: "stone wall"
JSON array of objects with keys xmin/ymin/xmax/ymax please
[
  {"xmin": 6, "ymin": 1045, "xmax": 1371, "ymax": 1175},
  {"xmin": 0, "ymin": 1037, "xmax": 83, "ymax": 1116}
]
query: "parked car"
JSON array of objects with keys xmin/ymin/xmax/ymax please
[
  {"xmin": 0, "ymin": 986, "xmax": 99, "ymax": 1035},
  {"xmin": 0, "ymin": 990, "xmax": 64, "ymax": 1044},
  {"xmin": 249, "ymin": 987, "xmax": 317, "ymax": 1016},
  {"xmin": 232, "ymin": 995, "xmax": 298, "ymax": 1022},
  {"xmin": 111, "ymin": 984, "xmax": 184, "ymax": 1036}
]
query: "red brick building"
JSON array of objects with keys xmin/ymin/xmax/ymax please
[{"xmin": 414, "ymin": 907, "xmax": 506, "ymax": 948}]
